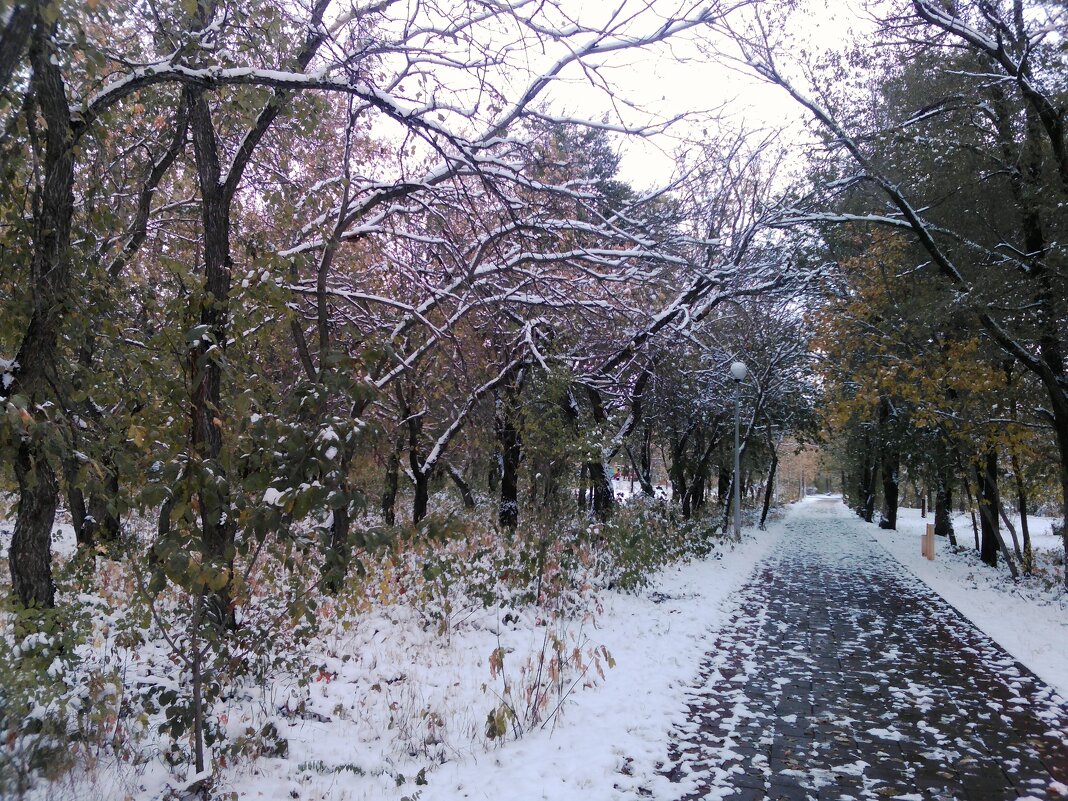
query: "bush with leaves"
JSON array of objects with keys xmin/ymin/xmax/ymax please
[
  {"xmin": 591, "ymin": 496, "xmax": 722, "ymax": 592},
  {"xmin": 0, "ymin": 605, "xmax": 88, "ymax": 798}
]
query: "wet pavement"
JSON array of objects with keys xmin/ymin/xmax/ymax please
[{"xmin": 665, "ymin": 499, "xmax": 1068, "ymax": 801}]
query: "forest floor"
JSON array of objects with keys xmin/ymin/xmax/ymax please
[{"xmin": 3, "ymin": 497, "xmax": 1067, "ymax": 801}]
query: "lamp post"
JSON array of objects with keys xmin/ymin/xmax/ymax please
[{"xmin": 730, "ymin": 361, "xmax": 747, "ymax": 540}]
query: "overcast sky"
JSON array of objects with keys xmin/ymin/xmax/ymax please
[{"xmin": 539, "ymin": 0, "xmax": 869, "ymax": 190}]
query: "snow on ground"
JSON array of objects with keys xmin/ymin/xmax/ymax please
[
  {"xmin": 228, "ymin": 519, "xmax": 786, "ymax": 801},
  {"xmin": 868, "ymin": 503, "xmax": 1068, "ymax": 699},
  {"xmin": 610, "ymin": 477, "xmax": 668, "ymax": 502},
  {"xmin": 0, "ymin": 496, "xmax": 786, "ymax": 801},
  {"xmin": 12, "ymin": 495, "xmax": 1065, "ymax": 801},
  {"xmin": 420, "ymin": 523, "xmax": 784, "ymax": 801},
  {"xmin": 0, "ymin": 519, "xmax": 78, "ymax": 560}
]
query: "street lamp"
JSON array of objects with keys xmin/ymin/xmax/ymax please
[{"xmin": 730, "ymin": 361, "xmax": 747, "ymax": 540}]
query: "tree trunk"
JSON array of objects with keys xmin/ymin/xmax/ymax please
[
  {"xmin": 1010, "ymin": 451, "xmax": 1032, "ymax": 573},
  {"xmin": 878, "ymin": 398, "xmax": 899, "ymax": 530},
  {"xmin": 671, "ymin": 460, "xmax": 688, "ymax": 506},
  {"xmin": 996, "ymin": 499, "xmax": 1023, "ymax": 563},
  {"xmin": 412, "ymin": 470, "xmax": 429, "ymax": 524},
  {"xmin": 879, "ymin": 465, "xmax": 899, "ymax": 529},
  {"xmin": 382, "ymin": 445, "xmax": 400, "ymax": 526},
  {"xmin": 975, "ymin": 449, "xmax": 1000, "ymax": 567},
  {"xmin": 692, "ymin": 472, "xmax": 706, "ymax": 511},
  {"xmin": 65, "ymin": 460, "xmax": 92, "ymax": 550},
  {"xmin": 682, "ymin": 431, "xmax": 721, "ymax": 516},
  {"xmin": 446, "ymin": 463, "xmax": 476, "ymax": 510},
  {"xmin": 497, "ymin": 389, "xmax": 522, "ymax": 529},
  {"xmin": 858, "ymin": 445, "xmax": 878, "ymax": 524},
  {"xmin": 959, "ymin": 463, "xmax": 981, "ymax": 551},
  {"xmin": 5, "ymin": 22, "xmax": 79, "ymax": 611},
  {"xmin": 934, "ymin": 465, "xmax": 955, "ymax": 546},
  {"xmin": 667, "ymin": 429, "xmax": 692, "ymax": 505},
  {"xmin": 541, "ymin": 459, "xmax": 566, "ymax": 510},
  {"xmin": 640, "ymin": 424, "xmax": 653, "ymax": 494},
  {"xmin": 186, "ymin": 86, "xmax": 236, "ymax": 629},
  {"xmin": 625, "ymin": 445, "xmax": 654, "ymax": 496},
  {"xmin": 1052, "ymin": 404, "xmax": 1068, "ymax": 591},
  {"xmin": 87, "ymin": 467, "xmax": 121, "ymax": 545},
  {"xmin": 625, "ymin": 423, "xmax": 655, "ymax": 496},
  {"xmin": 759, "ymin": 447, "xmax": 778, "ymax": 530},
  {"xmin": 322, "ymin": 468, "xmax": 352, "ymax": 594},
  {"xmin": 588, "ymin": 461, "xmax": 613, "ymax": 521},
  {"xmin": 10, "ymin": 443, "xmax": 58, "ymax": 609},
  {"xmin": 487, "ymin": 448, "xmax": 500, "ymax": 495}
]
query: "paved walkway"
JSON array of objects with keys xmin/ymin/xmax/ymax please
[{"xmin": 666, "ymin": 499, "xmax": 1068, "ymax": 801}]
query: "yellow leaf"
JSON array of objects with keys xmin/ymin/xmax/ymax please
[{"xmin": 128, "ymin": 425, "xmax": 145, "ymax": 447}]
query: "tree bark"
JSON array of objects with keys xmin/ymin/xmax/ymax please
[
  {"xmin": 0, "ymin": 3, "xmax": 33, "ymax": 97},
  {"xmin": 759, "ymin": 447, "xmax": 778, "ymax": 530},
  {"xmin": 496, "ymin": 387, "xmax": 522, "ymax": 529},
  {"xmin": 682, "ymin": 429, "xmax": 721, "ymax": 516},
  {"xmin": 959, "ymin": 461, "xmax": 981, "ymax": 551},
  {"xmin": 6, "ymin": 16, "xmax": 77, "ymax": 610},
  {"xmin": 1052, "ymin": 406, "xmax": 1068, "ymax": 591},
  {"xmin": 975, "ymin": 450, "xmax": 1000, "ymax": 567},
  {"xmin": 583, "ymin": 386, "xmax": 615, "ymax": 521},
  {"xmin": 587, "ymin": 461, "xmax": 613, "ymax": 520},
  {"xmin": 878, "ymin": 398, "xmax": 899, "ymax": 530},
  {"xmin": 996, "ymin": 498, "xmax": 1023, "ymax": 563},
  {"xmin": 10, "ymin": 443, "xmax": 58, "ymax": 608},
  {"xmin": 186, "ymin": 86, "xmax": 236, "ymax": 628},
  {"xmin": 640, "ymin": 424, "xmax": 653, "ymax": 494},
  {"xmin": 412, "ymin": 470, "xmax": 429, "ymax": 524},
  {"xmin": 446, "ymin": 462, "xmax": 476, "ymax": 510},
  {"xmin": 879, "ymin": 464, "xmax": 899, "ymax": 529},
  {"xmin": 65, "ymin": 458, "xmax": 91, "ymax": 550},
  {"xmin": 671, "ymin": 462, "xmax": 688, "ymax": 508},
  {"xmin": 691, "ymin": 472, "xmax": 707, "ymax": 511},
  {"xmin": 624, "ymin": 422, "xmax": 654, "ymax": 496},
  {"xmin": 87, "ymin": 466, "xmax": 120, "ymax": 545},
  {"xmin": 1009, "ymin": 451, "xmax": 1032, "ymax": 573},
  {"xmin": 180, "ymin": 0, "xmax": 331, "ymax": 618},
  {"xmin": 934, "ymin": 464, "xmax": 955, "ymax": 546},
  {"xmin": 858, "ymin": 443, "xmax": 878, "ymax": 523},
  {"xmin": 668, "ymin": 430, "xmax": 691, "ymax": 504},
  {"xmin": 322, "ymin": 485, "xmax": 351, "ymax": 594},
  {"xmin": 382, "ymin": 444, "xmax": 400, "ymax": 526}
]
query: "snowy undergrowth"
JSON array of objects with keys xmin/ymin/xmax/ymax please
[
  {"xmin": 867, "ymin": 504, "xmax": 1068, "ymax": 698},
  {"xmin": 1, "ymin": 495, "xmax": 768, "ymax": 801}
]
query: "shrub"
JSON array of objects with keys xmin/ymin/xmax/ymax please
[
  {"xmin": 593, "ymin": 497, "xmax": 721, "ymax": 591},
  {"xmin": 0, "ymin": 605, "xmax": 87, "ymax": 798}
]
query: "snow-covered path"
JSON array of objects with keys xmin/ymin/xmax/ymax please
[{"xmin": 666, "ymin": 498, "xmax": 1068, "ymax": 801}]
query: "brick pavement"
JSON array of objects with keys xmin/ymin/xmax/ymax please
[{"xmin": 665, "ymin": 499, "xmax": 1068, "ymax": 801}]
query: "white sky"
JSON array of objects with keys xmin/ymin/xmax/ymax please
[
  {"xmin": 350, "ymin": 0, "xmax": 871, "ymax": 196},
  {"xmin": 537, "ymin": 0, "xmax": 870, "ymax": 190}
]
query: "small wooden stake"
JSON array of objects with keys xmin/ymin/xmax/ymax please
[{"xmin": 923, "ymin": 523, "xmax": 935, "ymax": 561}]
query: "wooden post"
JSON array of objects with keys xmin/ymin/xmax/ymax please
[{"xmin": 923, "ymin": 522, "xmax": 935, "ymax": 561}]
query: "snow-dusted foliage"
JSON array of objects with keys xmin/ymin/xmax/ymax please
[{"xmin": 0, "ymin": 494, "xmax": 736, "ymax": 798}]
